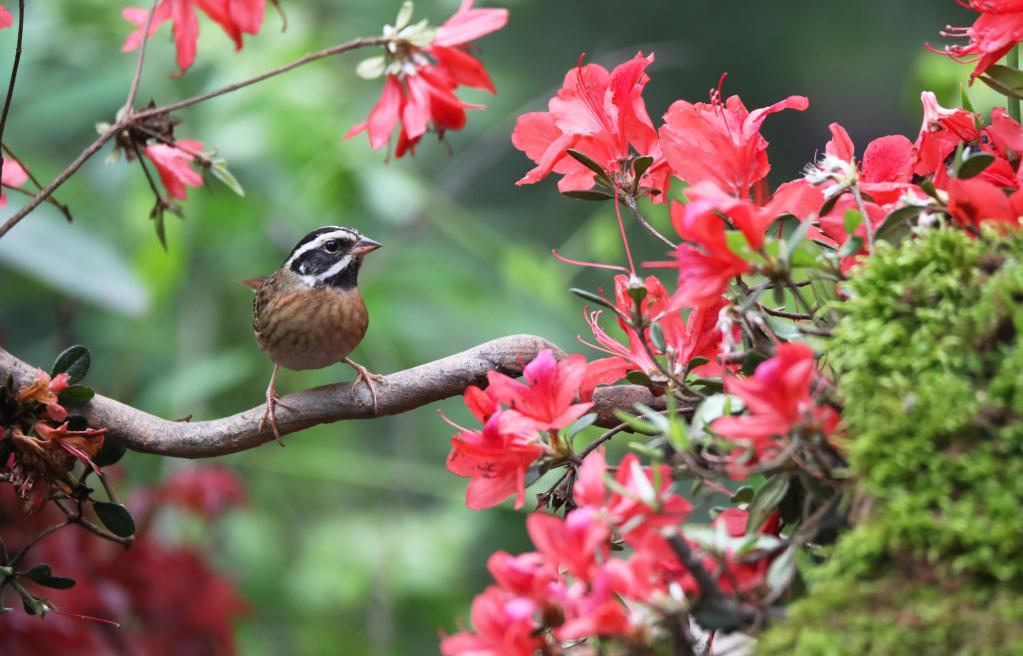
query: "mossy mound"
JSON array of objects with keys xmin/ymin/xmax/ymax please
[{"xmin": 758, "ymin": 228, "xmax": 1023, "ymax": 655}]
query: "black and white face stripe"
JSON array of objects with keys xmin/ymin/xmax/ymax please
[{"xmin": 285, "ymin": 226, "xmax": 363, "ymax": 288}]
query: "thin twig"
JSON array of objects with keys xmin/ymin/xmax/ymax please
[
  {"xmin": 123, "ymin": 0, "xmax": 159, "ymax": 114},
  {"xmin": 52, "ymin": 499, "xmax": 133, "ymax": 548},
  {"xmin": 623, "ymin": 194, "xmax": 677, "ymax": 249},
  {"xmin": 7, "ymin": 520, "xmax": 71, "ymax": 567},
  {"xmin": 0, "ymin": 0, "xmax": 24, "ymax": 178},
  {"xmin": 850, "ymin": 185, "xmax": 874, "ymax": 248},
  {"xmin": 1, "ymin": 144, "xmax": 74, "ymax": 221},
  {"xmin": 759, "ymin": 306, "xmax": 813, "ymax": 321},
  {"xmin": 578, "ymin": 422, "xmax": 631, "ymax": 460}
]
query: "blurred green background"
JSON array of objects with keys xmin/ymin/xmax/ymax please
[{"xmin": 0, "ymin": 1, "xmax": 984, "ymax": 653}]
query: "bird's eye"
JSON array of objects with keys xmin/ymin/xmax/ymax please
[{"xmin": 323, "ymin": 240, "xmax": 341, "ymax": 253}]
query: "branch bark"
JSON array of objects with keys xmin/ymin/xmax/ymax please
[{"xmin": 0, "ymin": 336, "xmax": 662, "ymax": 459}]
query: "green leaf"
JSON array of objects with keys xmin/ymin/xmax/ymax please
[
  {"xmin": 837, "ymin": 234, "xmax": 864, "ymax": 258},
  {"xmin": 874, "ymin": 206, "xmax": 920, "ymax": 245},
  {"xmin": 613, "ymin": 410, "xmax": 661, "ymax": 435},
  {"xmin": 25, "ymin": 565, "xmax": 76, "ymax": 590},
  {"xmin": 569, "ymin": 288, "xmax": 618, "ymax": 312},
  {"xmin": 686, "ymin": 356, "xmax": 710, "ymax": 370},
  {"xmin": 649, "ymin": 321, "xmax": 665, "ymax": 352},
  {"xmin": 980, "ymin": 64, "xmax": 1023, "ymax": 100},
  {"xmin": 566, "ymin": 150, "xmax": 612, "ymax": 187},
  {"xmin": 210, "ymin": 161, "xmax": 245, "ymax": 197},
  {"xmin": 632, "ymin": 155, "xmax": 654, "ymax": 179},
  {"xmin": 843, "ymin": 209, "xmax": 864, "ymax": 235},
  {"xmin": 730, "ymin": 485, "xmax": 755, "ymax": 504},
  {"xmin": 625, "ymin": 370, "xmax": 654, "ymax": 387},
  {"xmin": 92, "ymin": 441, "xmax": 127, "ymax": 467},
  {"xmin": 92, "ymin": 501, "xmax": 136, "ymax": 537},
  {"xmin": 567, "ymin": 413, "xmax": 598, "ymax": 439},
  {"xmin": 355, "ymin": 55, "xmax": 387, "ymax": 80},
  {"xmin": 818, "ymin": 191, "xmax": 842, "ymax": 218},
  {"xmin": 956, "ymin": 152, "xmax": 996, "ymax": 180},
  {"xmin": 960, "ymin": 82, "xmax": 975, "ymax": 113},
  {"xmin": 746, "ymin": 475, "xmax": 790, "ymax": 532},
  {"xmin": 780, "ymin": 217, "xmax": 814, "ymax": 267},
  {"xmin": 50, "ymin": 345, "xmax": 90, "ymax": 385},
  {"xmin": 766, "ymin": 545, "xmax": 798, "ymax": 596},
  {"xmin": 561, "ymin": 189, "xmax": 613, "ymax": 201},
  {"xmin": 26, "ymin": 565, "xmax": 52, "ymax": 582},
  {"xmin": 58, "ymin": 385, "xmax": 94, "ymax": 408},
  {"xmin": 692, "ymin": 596, "xmax": 743, "ymax": 631},
  {"xmin": 740, "ymin": 351, "xmax": 769, "ymax": 376},
  {"xmin": 724, "ymin": 230, "xmax": 752, "ymax": 256}
]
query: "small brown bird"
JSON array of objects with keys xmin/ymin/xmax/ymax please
[{"xmin": 246, "ymin": 226, "xmax": 383, "ymax": 442}]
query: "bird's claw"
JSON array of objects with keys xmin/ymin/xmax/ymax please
[
  {"xmin": 346, "ymin": 359, "xmax": 384, "ymax": 414},
  {"xmin": 259, "ymin": 386, "xmax": 293, "ymax": 446}
]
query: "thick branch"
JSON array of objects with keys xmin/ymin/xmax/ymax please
[{"xmin": 0, "ymin": 336, "xmax": 662, "ymax": 459}]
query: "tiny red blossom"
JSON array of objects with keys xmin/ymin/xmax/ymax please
[
  {"xmin": 0, "ymin": 157, "xmax": 28, "ymax": 208},
  {"xmin": 144, "ymin": 140, "xmax": 205, "ymax": 201}
]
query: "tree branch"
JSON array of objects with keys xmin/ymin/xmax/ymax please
[
  {"xmin": 123, "ymin": 0, "xmax": 159, "ymax": 113},
  {"xmin": 0, "ymin": 336, "xmax": 663, "ymax": 459}
]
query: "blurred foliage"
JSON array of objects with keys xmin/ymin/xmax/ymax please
[
  {"xmin": 0, "ymin": 1, "xmax": 978, "ymax": 653},
  {"xmin": 759, "ymin": 227, "xmax": 1023, "ymax": 655}
]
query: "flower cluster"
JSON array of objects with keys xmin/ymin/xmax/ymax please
[{"xmin": 346, "ymin": 0, "xmax": 508, "ymax": 157}]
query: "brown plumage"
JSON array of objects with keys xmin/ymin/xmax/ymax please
[{"xmin": 248, "ymin": 226, "xmax": 382, "ymax": 443}]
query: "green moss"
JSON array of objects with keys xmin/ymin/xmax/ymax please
[{"xmin": 758, "ymin": 228, "xmax": 1023, "ymax": 655}]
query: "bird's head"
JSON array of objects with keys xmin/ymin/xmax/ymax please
[{"xmin": 284, "ymin": 226, "xmax": 381, "ymax": 289}]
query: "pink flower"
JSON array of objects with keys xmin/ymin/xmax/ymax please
[
  {"xmin": 712, "ymin": 342, "xmax": 838, "ymax": 472},
  {"xmin": 0, "ymin": 5, "xmax": 12, "ymax": 29},
  {"xmin": 440, "ymin": 586, "xmax": 542, "ymax": 656},
  {"xmin": 553, "ymin": 570, "xmax": 632, "ymax": 641},
  {"xmin": 1, "ymin": 157, "xmax": 28, "ymax": 208},
  {"xmin": 512, "ymin": 52, "xmax": 669, "ymax": 197},
  {"xmin": 122, "ymin": 0, "xmax": 266, "ymax": 74},
  {"xmin": 487, "ymin": 551, "xmax": 558, "ymax": 601},
  {"xmin": 144, "ymin": 140, "xmax": 205, "ymax": 201},
  {"xmin": 446, "ymin": 412, "xmax": 544, "ymax": 510},
  {"xmin": 526, "ymin": 507, "xmax": 610, "ymax": 582},
  {"xmin": 346, "ymin": 1, "xmax": 506, "ymax": 158},
  {"xmin": 928, "ymin": 0, "xmax": 1023, "ymax": 80},
  {"xmin": 660, "ymin": 81, "xmax": 808, "ymax": 196},
  {"xmin": 486, "ymin": 349, "xmax": 593, "ymax": 432},
  {"xmin": 574, "ymin": 450, "xmax": 692, "ymax": 542}
]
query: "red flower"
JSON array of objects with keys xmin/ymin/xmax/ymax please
[
  {"xmin": 1, "ymin": 157, "xmax": 28, "ymax": 208},
  {"xmin": 144, "ymin": 140, "xmax": 205, "ymax": 201},
  {"xmin": 660, "ymin": 81, "xmax": 808, "ymax": 196},
  {"xmin": 122, "ymin": 0, "xmax": 266, "ymax": 74},
  {"xmin": 16, "ymin": 371, "xmax": 69, "ymax": 422},
  {"xmin": 574, "ymin": 449, "xmax": 691, "ymax": 542},
  {"xmin": 445, "ymin": 412, "xmax": 544, "ymax": 510},
  {"xmin": 526, "ymin": 507, "xmax": 610, "ymax": 582},
  {"xmin": 486, "ymin": 349, "xmax": 593, "ymax": 432},
  {"xmin": 914, "ymin": 92, "xmax": 981, "ymax": 182},
  {"xmin": 511, "ymin": 52, "xmax": 668, "ymax": 197},
  {"xmin": 553, "ymin": 570, "xmax": 632, "ymax": 641},
  {"xmin": 440, "ymin": 586, "xmax": 541, "ymax": 656},
  {"xmin": 345, "ymin": 1, "xmax": 506, "ymax": 158},
  {"xmin": 648, "ymin": 200, "xmax": 750, "ymax": 310},
  {"xmin": 946, "ymin": 176, "xmax": 1023, "ymax": 226},
  {"xmin": 159, "ymin": 466, "xmax": 247, "ymax": 519},
  {"xmin": 712, "ymin": 342, "xmax": 837, "ymax": 472},
  {"xmin": 928, "ymin": 0, "xmax": 1023, "ymax": 80},
  {"xmin": 813, "ymin": 122, "xmax": 915, "ymax": 205},
  {"xmin": 0, "ymin": 5, "xmax": 12, "ymax": 30},
  {"xmin": 487, "ymin": 551, "xmax": 558, "ymax": 601}
]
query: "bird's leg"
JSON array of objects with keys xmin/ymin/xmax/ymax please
[
  {"xmin": 344, "ymin": 357, "xmax": 385, "ymax": 413},
  {"xmin": 259, "ymin": 364, "xmax": 292, "ymax": 445}
]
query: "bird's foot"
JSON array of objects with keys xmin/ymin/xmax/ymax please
[
  {"xmin": 259, "ymin": 386, "xmax": 293, "ymax": 446},
  {"xmin": 345, "ymin": 358, "xmax": 384, "ymax": 414}
]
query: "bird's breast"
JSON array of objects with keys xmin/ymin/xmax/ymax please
[{"xmin": 253, "ymin": 285, "xmax": 368, "ymax": 371}]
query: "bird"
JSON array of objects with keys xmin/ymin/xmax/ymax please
[{"xmin": 245, "ymin": 226, "xmax": 383, "ymax": 443}]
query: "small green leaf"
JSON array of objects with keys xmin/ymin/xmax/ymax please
[
  {"xmin": 686, "ymin": 356, "xmax": 710, "ymax": 370},
  {"xmin": 567, "ymin": 412, "xmax": 598, "ymax": 439},
  {"xmin": 613, "ymin": 410, "xmax": 660, "ymax": 435},
  {"xmin": 730, "ymin": 485, "xmax": 755, "ymax": 504},
  {"xmin": 692, "ymin": 596, "xmax": 743, "ymax": 631},
  {"xmin": 874, "ymin": 206, "xmax": 920, "ymax": 245},
  {"xmin": 561, "ymin": 189, "xmax": 613, "ymax": 201},
  {"xmin": 960, "ymin": 82, "xmax": 975, "ymax": 113},
  {"xmin": 58, "ymin": 385, "xmax": 94, "ymax": 408},
  {"xmin": 93, "ymin": 501, "xmax": 135, "ymax": 537},
  {"xmin": 818, "ymin": 191, "xmax": 842, "ymax": 218},
  {"xmin": 566, "ymin": 149, "xmax": 611, "ymax": 184},
  {"xmin": 210, "ymin": 161, "xmax": 245, "ymax": 197},
  {"xmin": 625, "ymin": 370, "xmax": 654, "ymax": 387},
  {"xmin": 649, "ymin": 321, "xmax": 665, "ymax": 352},
  {"xmin": 956, "ymin": 152, "xmax": 996, "ymax": 180},
  {"xmin": 26, "ymin": 565, "xmax": 52, "ymax": 582},
  {"xmin": 50, "ymin": 345, "xmax": 91, "ymax": 385},
  {"xmin": 632, "ymin": 155, "xmax": 654, "ymax": 180},
  {"xmin": 92, "ymin": 441, "xmax": 127, "ymax": 468},
  {"xmin": 746, "ymin": 475, "xmax": 790, "ymax": 532},
  {"xmin": 355, "ymin": 55, "xmax": 387, "ymax": 80},
  {"xmin": 842, "ymin": 209, "xmax": 864, "ymax": 235},
  {"xmin": 34, "ymin": 576, "xmax": 75, "ymax": 590},
  {"xmin": 780, "ymin": 218, "xmax": 814, "ymax": 267},
  {"xmin": 980, "ymin": 64, "xmax": 1023, "ymax": 100},
  {"xmin": 569, "ymin": 287, "xmax": 618, "ymax": 311},
  {"xmin": 766, "ymin": 545, "xmax": 798, "ymax": 596}
]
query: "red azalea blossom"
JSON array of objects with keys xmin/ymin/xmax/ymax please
[
  {"xmin": 552, "ymin": 569, "xmax": 633, "ymax": 641},
  {"xmin": 159, "ymin": 465, "xmax": 247, "ymax": 519},
  {"xmin": 122, "ymin": 0, "xmax": 266, "ymax": 74},
  {"xmin": 660, "ymin": 80, "xmax": 808, "ymax": 197},
  {"xmin": 928, "ymin": 0, "xmax": 1023, "ymax": 80},
  {"xmin": 526, "ymin": 507, "xmax": 611, "ymax": 582},
  {"xmin": 487, "ymin": 551, "xmax": 559, "ymax": 600},
  {"xmin": 486, "ymin": 349, "xmax": 593, "ymax": 432},
  {"xmin": 816, "ymin": 122, "xmax": 916, "ymax": 205},
  {"xmin": 680, "ymin": 508, "xmax": 782, "ymax": 596},
  {"xmin": 16, "ymin": 370, "xmax": 69, "ymax": 422},
  {"xmin": 1, "ymin": 157, "xmax": 28, "ymax": 208},
  {"xmin": 440, "ymin": 586, "xmax": 542, "ymax": 656},
  {"xmin": 946, "ymin": 176, "xmax": 1023, "ymax": 226},
  {"xmin": 0, "ymin": 5, "xmax": 11, "ymax": 29},
  {"xmin": 345, "ymin": 0, "xmax": 507, "ymax": 157},
  {"xmin": 445, "ymin": 411, "xmax": 544, "ymax": 510},
  {"xmin": 511, "ymin": 52, "xmax": 669, "ymax": 197},
  {"xmin": 144, "ymin": 140, "xmax": 205, "ymax": 201},
  {"xmin": 712, "ymin": 342, "xmax": 838, "ymax": 472}
]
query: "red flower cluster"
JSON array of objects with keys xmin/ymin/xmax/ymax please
[
  {"xmin": 0, "ymin": 466, "xmax": 247, "ymax": 655},
  {"xmin": 122, "ymin": 0, "xmax": 267, "ymax": 74},
  {"xmin": 345, "ymin": 0, "xmax": 508, "ymax": 157},
  {"xmin": 442, "ymin": 448, "xmax": 784, "ymax": 652},
  {"xmin": 144, "ymin": 139, "xmax": 206, "ymax": 201},
  {"xmin": 929, "ymin": 0, "xmax": 1023, "ymax": 80},
  {"xmin": 444, "ymin": 349, "xmax": 591, "ymax": 510},
  {"xmin": 712, "ymin": 343, "xmax": 839, "ymax": 475}
]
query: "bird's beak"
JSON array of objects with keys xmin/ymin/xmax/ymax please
[{"xmin": 352, "ymin": 237, "xmax": 382, "ymax": 257}]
